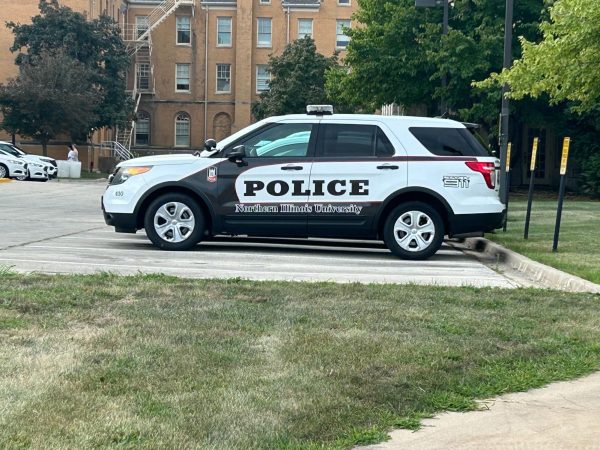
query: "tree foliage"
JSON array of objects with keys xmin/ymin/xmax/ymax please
[
  {"xmin": 252, "ymin": 37, "xmax": 340, "ymax": 120},
  {"xmin": 480, "ymin": 0, "xmax": 600, "ymax": 113},
  {"xmin": 327, "ymin": 0, "xmax": 546, "ymax": 130},
  {"xmin": 0, "ymin": 50, "xmax": 100, "ymax": 155},
  {"xmin": 6, "ymin": 0, "xmax": 132, "ymax": 129}
]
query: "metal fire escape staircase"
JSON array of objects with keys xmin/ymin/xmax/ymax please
[{"xmin": 104, "ymin": 0, "xmax": 195, "ymax": 161}]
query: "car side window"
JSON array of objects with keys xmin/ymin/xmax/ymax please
[
  {"xmin": 319, "ymin": 124, "xmax": 396, "ymax": 158},
  {"xmin": 235, "ymin": 123, "xmax": 313, "ymax": 158},
  {"xmin": 0, "ymin": 144, "xmax": 19, "ymax": 157}
]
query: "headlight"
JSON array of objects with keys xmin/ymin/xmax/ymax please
[
  {"xmin": 10, "ymin": 159, "xmax": 24, "ymax": 166},
  {"xmin": 110, "ymin": 166, "xmax": 152, "ymax": 185}
]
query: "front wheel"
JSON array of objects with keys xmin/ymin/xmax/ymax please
[
  {"xmin": 383, "ymin": 202, "xmax": 445, "ymax": 260},
  {"xmin": 0, "ymin": 164, "xmax": 8, "ymax": 179},
  {"xmin": 143, "ymin": 193, "xmax": 205, "ymax": 250}
]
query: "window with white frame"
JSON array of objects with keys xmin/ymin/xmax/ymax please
[
  {"xmin": 175, "ymin": 113, "xmax": 191, "ymax": 147},
  {"xmin": 336, "ymin": 19, "xmax": 351, "ymax": 48},
  {"xmin": 176, "ymin": 16, "xmax": 191, "ymax": 44},
  {"xmin": 135, "ymin": 111, "xmax": 150, "ymax": 145},
  {"xmin": 338, "ymin": 0, "xmax": 351, "ymax": 5},
  {"xmin": 256, "ymin": 65, "xmax": 270, "ymax": 92},
  {"xmin": 216, "ymin": 64, "xmax": 231, "ymax": 93},
  {"xmin": 136, "ymin": 63, "xmax": 150, "ymax": 91},
  {"xmin": 298, "ymin": 19, "xmax": 313, "ymax": 39},
  {"xmin": 176, "ymin": 64, "xmax": 191, "ymax": 91},
  {"xmin": 135, "ymin": 16, "xmax": 149, "ymax": 38},
  {"xmin": 217, "ymin": 17, "xmax": 232, "ymax": 46},
  {"xmin": 257, "ymin": 18, "xmax": 272, "ymax": 47},
  {"xmin": 259, "ymin": 0, "xmax": 271, "ymax": 4}
]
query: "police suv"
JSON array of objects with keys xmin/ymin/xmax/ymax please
[{"xmin": 102, "ymin": 106, "xmax": 504, "ymax": 260}]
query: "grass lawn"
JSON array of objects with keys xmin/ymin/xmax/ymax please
[
  {"xmin": 1, "ymin": 274, "xmax": 600, "ymax": 448},
  {"xmin": 487, "ymin": 196, "xmax": 600, "ymax": 284}
]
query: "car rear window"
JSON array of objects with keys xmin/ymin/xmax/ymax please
[{"xmin": 409, "ymin": 127, "xmax": 491, "ymax": 157}]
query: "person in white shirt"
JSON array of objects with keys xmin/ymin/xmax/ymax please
[{"xmin": 67, "ymin": 144, "xmax": 79, "ymax": 161}]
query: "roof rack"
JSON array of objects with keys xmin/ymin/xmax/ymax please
[{"xmin": 307, "ymin": 105, "xmax": 334, "ymax": 116}]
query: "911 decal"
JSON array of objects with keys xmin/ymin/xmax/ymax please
[
  {"xmin": 234, "ymin": 203, "xmax": 364, "ymax": 215},
  {"xmin": 443, "ymin": 175, "xmax": 470, "ymax": 188}
]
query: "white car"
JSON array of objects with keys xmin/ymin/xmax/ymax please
[
  {"xmin": 0, "ymin": 148, "xmax": 49, "ymax": 181},
  {"xmin": 0, "ymin": 141, "xmax": 58, "ymax": 179},
  {"xmin": 0, "ymin": 153, "xmax": 28, "ymax": 179},
  {"xmin": 102, "ymin": 106, "xmax": 504, "ymax": 260}
]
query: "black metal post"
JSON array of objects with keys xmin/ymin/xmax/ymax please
[
  {"xmin": 441, "ymin": 0, "xmax": 449, "ymax": 115},
  {"xmin": 524, "ymin": 137, "xmax": 539, "ymax": 239},
  {"xmin": 553, "ymin": 137, "xmax": 571, "ymax": 252},
  {"xmin": 498, "ymin": 0, "xmax": 514, "ymax": 204},
  {"xmin": 552, "ymin": 175, "xmax": 567, "ymax": 252}
]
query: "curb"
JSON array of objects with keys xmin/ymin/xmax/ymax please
[
  {"xmin": 463, "ymin": 237, "xmax": 600, "ymax": 294},
  {"xmin": 0, "ymin": 178, "xmax": 12, "ymax": 183}
]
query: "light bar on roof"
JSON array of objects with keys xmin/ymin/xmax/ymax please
[{"xmin": 306, "ymin": 105, "xmax": 334, "ymax": 115}]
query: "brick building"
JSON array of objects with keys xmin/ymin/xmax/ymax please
[{"xmin": 122, "ymin": 0, "xmax": 356, "ymax": 151}]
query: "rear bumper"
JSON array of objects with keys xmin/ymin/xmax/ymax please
[{"xmin": 448, "ymin": 211, "xmax": 505, "ymax": 237}]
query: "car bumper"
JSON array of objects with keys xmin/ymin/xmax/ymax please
[
  {"xmin": 102, "ymin": 196, "xmax": 138, "ymax": 233},
  {"xmin": 448, "ymin": 210, "xmax": 505, "ymax": 237}
]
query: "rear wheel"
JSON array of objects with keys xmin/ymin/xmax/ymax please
[
  {"xmin": 383, "ymin": 202, "xmax": 445, "ymax": 260},
  {"xmin": 144, "ymin": 193, "xmax": 205, "ymax": 250}
]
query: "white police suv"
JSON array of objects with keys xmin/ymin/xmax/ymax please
[{"xmin": 102, "ymin": 106, "xmax": 505, "ymax": 260}]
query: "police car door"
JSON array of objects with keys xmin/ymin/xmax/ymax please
[
  {"xmin": 308, "ymin": 121, "xmax": 404, "ymax": 238},
  {"xmin": 216, "ymin": 121, "xmax": 318, "ymax": 236}
]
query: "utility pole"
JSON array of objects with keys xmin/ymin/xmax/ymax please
[
  {"xmin": 441, "ymin": 0, "xmax": 449, "ymax": 115},
  {"xmin": 499, "ymin": 0, "xmax": 514, "ymax": 203}
]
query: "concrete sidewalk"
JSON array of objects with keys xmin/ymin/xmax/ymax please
[{"xmin": 364, "ymin": 371, "xmax": 600, "ymax": 450}]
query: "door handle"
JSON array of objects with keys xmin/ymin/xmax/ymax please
[
  {"xmin": 281, "ymin": 165, "xmax": 303, "ymax": 171},
  {"xmin": 377, "ymin": 165, "xmax": 399, "ymax": 170}
]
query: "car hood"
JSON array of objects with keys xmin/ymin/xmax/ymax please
[{"xmin": 117, "ymin": 154, "xmax": 201, "ymax": 167}]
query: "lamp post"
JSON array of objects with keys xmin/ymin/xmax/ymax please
[{"xmin": 499, "ymin": 0, "xmax": 514, "ymax": 204}]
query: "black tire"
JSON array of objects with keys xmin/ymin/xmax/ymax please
[
  {"xmin": 15, "ymin": 175, "xmax": 29, "ymax": 181},
  {"xmin": 0, "ymin": 164, "xmax": 8, "ymax": 179},
  {"xmin": 383, "ymin": 201, "xmax": 445, "ymax": 260},
  {"xmin": 143, "ymin": 193, "xmax": 205, "ymax": 251}
]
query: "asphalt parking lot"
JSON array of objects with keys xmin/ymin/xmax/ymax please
[{"xmin": 0, "ymin": 179, "xmax": 517, "ymax": 287}]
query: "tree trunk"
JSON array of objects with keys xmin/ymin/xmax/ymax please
[{"xmin": 41, "ymin": 139, "xmax": 48, "ymax": 157}]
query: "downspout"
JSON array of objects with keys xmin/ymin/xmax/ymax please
[
  {"xmin": 204, "ymin": 6, "xmax": 209, "ymax": 141},
  {"xmin": 286, "ymin": 7, "xmax": 290, "ymax": 44}
]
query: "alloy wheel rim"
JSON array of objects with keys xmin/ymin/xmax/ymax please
[
  {"xmin": 153, "ymin": 201, "xmax": 195, "ymax": 243},
  {"xmin": 393, "ymin": 210, "xmax": 435, "ymax": 252}
]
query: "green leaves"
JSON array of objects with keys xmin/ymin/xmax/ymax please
[
  {"xmin": 482, "ymin": 0, "xmax": 600, "ymax": 113},
  {"xmin": 251, "ymin": 37, "xmax": 339, "ymax": 120}
]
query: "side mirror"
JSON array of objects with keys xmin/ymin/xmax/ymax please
[
  {"xmin": 228, "ymin": 145, "xmax": 246, "ymax": 162},
  {"xmin": 204, "ymin": 138, "xmax": 217, "ymax": 151}
]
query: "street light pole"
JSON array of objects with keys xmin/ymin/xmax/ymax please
[{"xmin": 499, "ymin": 0, "xmax": 514, "ymax": 204}]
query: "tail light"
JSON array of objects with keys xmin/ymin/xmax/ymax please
[{"xmin": 465, "ymin": 161, "xmax": 496, "ymax": 189}]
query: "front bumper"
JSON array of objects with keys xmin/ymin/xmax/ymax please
[{"xmin": 102, "ymin": 196, "xmax": 138, "ymax": 233}]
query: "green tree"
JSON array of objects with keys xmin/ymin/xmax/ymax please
[
  {"xmin": 327, "ymin": 0, "xmax": 545, "ymax": 131},
  {"xmin": 252, "ymin": 37, "xmax": 340, "ymax": 120},
  {"xmin": 0, "ymin": 50, "xmax": 101, "ymax": 156},
  {"xmin": 6, "ymin": 0, "xmax": 132, "ymax": 130},
  {"xmin": 481, "ymin": 0, "xmax": 600, "ymax": 113}
]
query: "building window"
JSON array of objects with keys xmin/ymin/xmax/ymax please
[
  {"xmin": 136, "ymin": 63, "xmax": 150, "ymax": 91},
  {"xmin": 176, "ymin": 64, "xmax": 191, "ymax": 91},
  {"xmin": 298, "ymin": 19, "xmax": 313, "ymax": 39},
  {"xmin": 217, "ymin": 17, "xmax": 232, "ymax": 46},
  {"xmin": 135, "ymin": 111, "xmax": 150, "ymax": 146},
  {"xmin": 259, "ymin": 0, "xmax": 271, "ymax": 4},
  {"xmin": 176, "ymin": 16, "xmax": 191, "ymax": 44},
  {"xmin": 135, "ymin": 16, "xmax": 149, "ymax": 39},
  {"xmin": 256, "ymin": 65, "xmax": 270, "ymax": 93},
  {"xmin": 336, "ymin": 19, "xmax": 351, "ymax": 48},
  {"xmin": 216, "ymin": 64, "xmax": 231, "ymax": 93},
  {"xmin": 175, "ymin": 113, "xmax": 191, "ymax": 147},
  {"xmin": 257, "ymin": 18, "xmax": 272, "ymax": 48},
  {"xmin": 338, "ymin": 0, "xmax": 351, "ymax": 5}
]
